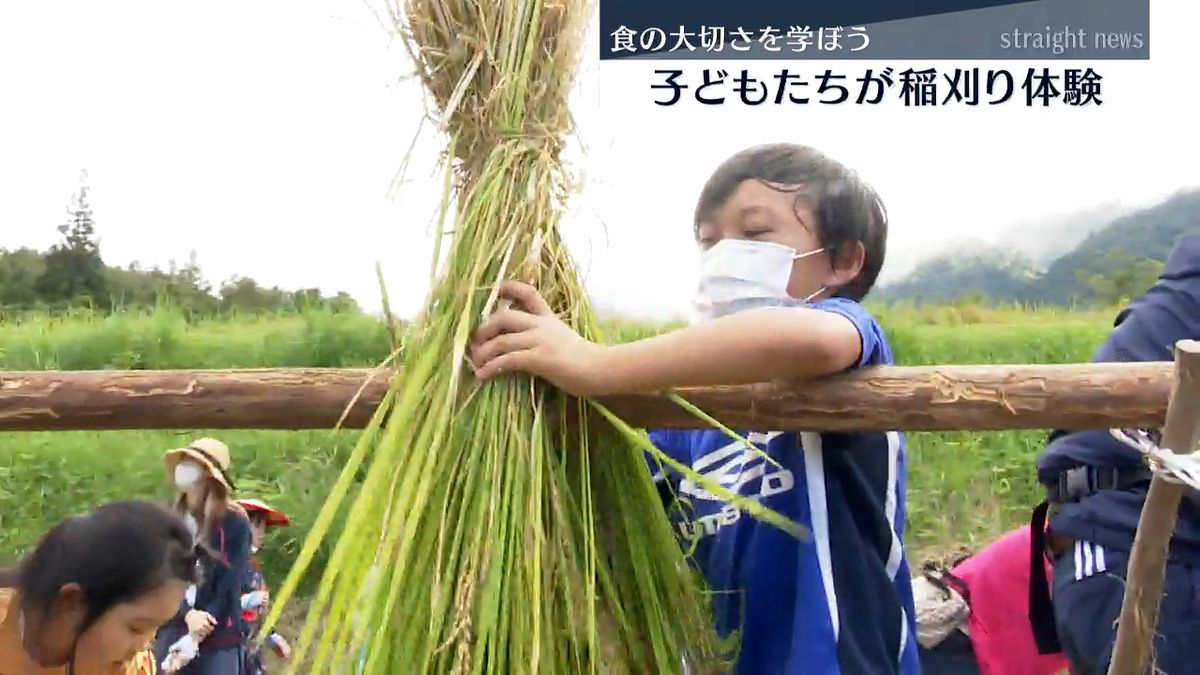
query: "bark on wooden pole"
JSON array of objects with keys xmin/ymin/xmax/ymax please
[
  {"xmin": 0, "ymin": 361, "xmax": 1172, "ymax": 433},
  {"xmin": 1107, "ymin": 341, "xmax": 1200, "ymax": 675}
]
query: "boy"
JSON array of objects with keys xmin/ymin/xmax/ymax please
[
  {"xmin": 236, "ymin": 498, "xmax": 293, "ymax": 674},
  {"xmin": 470, "ymin": 143, "xmax": 919, "ymax": 674},
  {"xmin": 1031, "ymin": 235, "xmax": 1200, "ymax": 674}
]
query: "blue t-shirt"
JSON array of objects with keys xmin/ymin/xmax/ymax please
[
  {"xmin": 645, "ymin": 298, "xmax": 920, "ymax": 675},
  {"xmin": 1038, "ymin": 235, "xmax": 1200, "ymax": 559}
]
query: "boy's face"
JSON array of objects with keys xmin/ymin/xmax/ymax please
[
  {"xmin": 695, "ymin": 179, "xmax": 834, "ymax": 301},
  {"xmin": 250, "ymin": 515, "xmax": 267, "ymax": 550}
]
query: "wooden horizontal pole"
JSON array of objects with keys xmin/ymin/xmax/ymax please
[{"xmin": 0, "ymin": 362, "xmax": 1173, "ymax": 433}]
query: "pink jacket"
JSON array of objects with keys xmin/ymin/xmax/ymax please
[{"xmin": 950, "ymin": 525, "xmax": 1072, "ymax": 675}]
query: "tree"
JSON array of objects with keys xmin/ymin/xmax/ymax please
[
  {"xmin": 165, "ymin": 250, "xmax": 218, "ymax": 316},
  {"xmin": 291, "ymin": 287, "xmax": 324, "ymax": 311},
  {"xmin": 35, "ymin": 171, "xmax": 108, "ymax": 307},
  {"xmin": 1076, "ymin": 250, "xmax": 1164, "ymax": 307},
  {"xmin": 219, "ymin": 276, "xmax": 290, "ymax": 314},
  {"xmin": 0, "ymin": 248, "xmax": 48, "ymax": 308},
  {"xmin": 106, "ymin": 263, "xmax": 171, "ymax": 309},
  {"xmin": 328, "ymin": 291, "xmax": 361, "ymax": 314},
  {"xmin": 10, "ymin": 169, "xmax": 369, "ymax": 317}
]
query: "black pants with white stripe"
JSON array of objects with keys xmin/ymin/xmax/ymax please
[{"xmin": 1052, "ymin": 541, "xmax": 1200, "ymax": 675}]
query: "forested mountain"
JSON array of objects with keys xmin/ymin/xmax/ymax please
[
  {"xmin": 878, "ymin": 189, "xmax": 1200, "ymax": 306},
  {"xmin": 875, "ymin": 248, "xmax": 1039, "ymax": 305},
  {"xmin": 1000, "ymin": 201, "xmax": 1133, "ymax": 268}
]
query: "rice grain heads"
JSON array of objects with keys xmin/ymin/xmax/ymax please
[{"xmin": 260, "ymin": 1, "xmax": 794, "ymax": 673}]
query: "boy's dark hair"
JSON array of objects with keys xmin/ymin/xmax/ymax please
[
  {"xmin": 693, "ymin": 143, "xmax": 888, "ymax": 301},
  {"xmin": 0, "ymin": 500, "xmax": 200, "ymax": 633}
]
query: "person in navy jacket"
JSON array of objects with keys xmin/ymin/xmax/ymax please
[
  {"xmin": 1031, "ymin": 235, "xmax": 1200, "ymax": 674},
  {"xmin": 153, "ymin": 438, "xmax": 253, "ymax": 674}
]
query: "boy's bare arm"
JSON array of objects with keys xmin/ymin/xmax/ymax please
[
  {"xmin": 471, "ymin": 281, "xmax": 862, "ymax": 396},
  {"xmin": 598, "ymin": 307, "xmax": 862, "ymax": 393}
]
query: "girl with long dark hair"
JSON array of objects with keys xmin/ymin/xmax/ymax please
[{"xmin": 0, "ymin": 500, "xmax": 200, "ymax": 675}]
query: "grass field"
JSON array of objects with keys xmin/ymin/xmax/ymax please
[{"xmin": 0, "ymin": 303, "xmax": 1117, "ymax": 589}]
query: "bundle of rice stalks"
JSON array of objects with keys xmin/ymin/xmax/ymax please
[{"xmin": 261, "ymin": 1, "xmax": 800, "ymax": 673}]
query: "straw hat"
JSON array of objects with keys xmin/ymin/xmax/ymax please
[
  {"xmin": 237, "ymin": 498, "xmax": 290, "ymax": 527},
  {"xmin": 164, "ymin": 437, "xmax": 236, "ymax": 492}
]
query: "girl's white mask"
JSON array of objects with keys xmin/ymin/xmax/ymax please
[
  {"xmin": 174, "ymin": 461, "xmax": 204, "ymax": 492},
  {"xmin": 692, "ymin": 239, "xmax": 826, "ymax": 323}
]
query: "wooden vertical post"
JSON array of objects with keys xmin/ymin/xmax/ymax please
[{"xmin": 1107, "ymin": 340, "xmax": 1200, "ymax": 675}]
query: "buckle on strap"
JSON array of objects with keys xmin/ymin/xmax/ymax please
[
  {"xmin": 1092, "ymin": 467, "xmax": 1123, "ymax": 490},
  {"xmin": 1050, "ymin": 465, "xmax": 1154, "ymax": 504},
  {"xmin": 1057, "ymin": 466, "xmax": 1091, "ymax": 503}
]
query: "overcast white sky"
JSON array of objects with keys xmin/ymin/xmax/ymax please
[{"xmin": 1, "ymin": 1, "xmax": 1195, "ymax": 320}]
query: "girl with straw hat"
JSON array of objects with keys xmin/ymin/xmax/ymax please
[{"xmin": 152, "ymin": 438, "xmax": 253, "ymax": 675}]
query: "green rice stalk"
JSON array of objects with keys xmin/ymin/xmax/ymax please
[{"xmin": 261, "ymin": 1, "xmax": 803, "ymax": 672}]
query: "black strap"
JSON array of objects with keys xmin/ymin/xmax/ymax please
[
  {"xmin": 919, "ymin": 557, "xmax": 972, "ymax": 607},
  {"xmin": 1028, "ymin": 501, "xmax": 1062, "ymax": 654},
  {"xmin": 190, "ymin": 446, "xmax": 237, "ymax": 492},
  {"xmin": 1046, "ymin": 464, "xmax": 1152, "ymax": 504},
  {"xmin": 941, "ymin": 570, "xmax": 971, "ymax": 607}
]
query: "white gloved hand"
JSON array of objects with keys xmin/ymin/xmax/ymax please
[
  {"xmin": 269, "ymin": 633, "xmax": 293, "ymax": 661},
  {"xmin": 161, "ymin": 634, "xmax": 199, "ymax": 673},
  {"xmin": 242, "ymin": 590, "xmax": 269, "ymax": 610}
]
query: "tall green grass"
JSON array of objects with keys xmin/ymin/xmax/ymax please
[
  {"xmin": 0, "ymin": 304, "xmax": 1116, "ymax": 582},
  {"xmin": 0, "ymin": 305, "xmax": 391, "ymax": 370}
]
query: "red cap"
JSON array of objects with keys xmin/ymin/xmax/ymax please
[{"xmin": 236, "ymin": 498, "xmax": 290, "ymax": 527}]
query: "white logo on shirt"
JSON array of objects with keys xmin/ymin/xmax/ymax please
[{"xmin": 674, "ymin": 431, "xmax": 796, "ymax": 540}]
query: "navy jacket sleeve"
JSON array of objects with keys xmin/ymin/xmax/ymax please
[
  {"xmin": 195, "ymin": 509, "xmax": 252, "ymax": 622},
  {"xmin": 1038, "ymin": 235, "xmax": 1200, "ymax": 475},
  {"xmin": 170, "ymin": 597, "xmax": 189, "ymax": 622}
]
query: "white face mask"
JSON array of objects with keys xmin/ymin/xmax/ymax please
[
  {"xmin": 174, "ymin": 461, "xmax": 204, "ymax": 492},
  {"xmin": 692, "ymin": 239, "xmax": 826, "ymax": 323}
]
